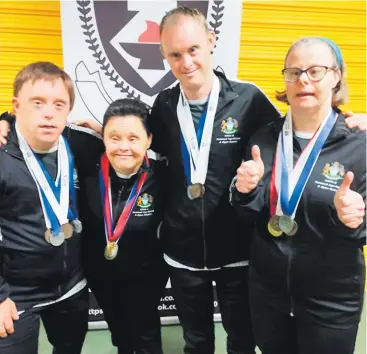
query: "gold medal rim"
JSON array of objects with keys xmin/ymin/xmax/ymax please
[{"xmin": 267, "ymin": 223, "xmax": 283, "ymax": 237}]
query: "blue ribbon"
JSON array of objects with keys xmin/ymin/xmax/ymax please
[
  {"xmin": 280, "ymin": 111, "xmax": 336, "ymax": 216},
  {"xmin": 180, "ymin": 99, "xmax": 209, "ymax": 185},
  {"xmin": 33, "ymin": 140, "xmax": 77, "ymax": 235}
]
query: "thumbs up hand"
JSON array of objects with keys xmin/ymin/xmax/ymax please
[
  {"xmin": 236, "ymin": 145, "xmax": 264, "ymax": 194},
  {"xmin": 333, "ymin": 171, "xmax": 365, "ymax": 228}
]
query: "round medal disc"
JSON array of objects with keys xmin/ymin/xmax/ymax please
[
  {"xmin": 287, "ymin": 220, "xmax": 298, "ymax": 236},
  {"xmin": 49, "ymin": 231, "xmax": 65, "ymax": 247},
  {"xmin": 267, "ymin": 223, "xmax": 283, "ymax": 237},
  {"xmin": 187, "ymin": 184, "xmax": 205, "ymax": 200},
  {"xmin": 72, "ymin": 219, "xmax": 83, "ymax": 234},
  {"xmin": 62, "ymin": 223, "xmax": 74, "ymax": 239},
  {"xmin": 268, "ymin": 215, "xmax": 282, "ymax": 232},
  {"xmin": 279, "ymin": 215, "xmax": 295, "ymax": 235},
  {"xmin": 104, "ymin": 242, "xmax": 118, "ymax": 261}
]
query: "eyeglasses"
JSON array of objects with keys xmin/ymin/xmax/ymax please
[{"xmin": 282, "ymin": 66, "xmax": 336, "ymax": 83}]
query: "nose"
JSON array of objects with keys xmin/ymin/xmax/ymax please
[
  {"xmin": 42, "ymin": 104, "xmax": 54, "ymax": 120},
  {"xmin": 182, "ymin": 54, "xmax": 193, "ymax": 71},
  {"xmin": 117, "ymin": 140, "xmax": 129, "ymax": 151},
  {"xmin": 299, "ymin": 71, "xmax": 310, "ymax": 84}
]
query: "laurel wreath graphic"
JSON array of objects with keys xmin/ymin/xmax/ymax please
[{"xmin": 76, "ymin": 0, "xmax": 224, "ymax": 100}]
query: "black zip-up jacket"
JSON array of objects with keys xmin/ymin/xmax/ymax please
[
  {"xmin": 230, "ymin": 112, "xmax": 366, "ymax": 327},
  {"xmin": 149, "ymin": 70, "xmax": 280, "ymax": 268},
  {"xmin": 69, "ymin": 129, "xmax": 167, "ymax": 274},
  {"xmin": 0, "ymin": 124, "xmax": 92, "ymax": 310}
]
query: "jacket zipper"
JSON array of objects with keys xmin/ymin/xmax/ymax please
[
  {"xmin": 287, "ymin": 237, "xmax": 295, "ymax": 317},
  {"xmin": 201, "ymin": 197, "xmax": 207, "ymax": 267}
]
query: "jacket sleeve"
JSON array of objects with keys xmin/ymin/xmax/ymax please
[
  {"xmin": 63, "ymin": 124, "xmax": 105, "ymax": 175},
  {"xmin": 0, "ymin": 153, "xmax": 11, "ymax": 303},
  {"xmin": 149, "ymin": 94, "xmax": 169, "ymax": 156}
]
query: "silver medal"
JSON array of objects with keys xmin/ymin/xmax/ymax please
[
  {"xmin": 72, "ymin": 219, "xmax": 83, "ymax": 233},
  {"xmin": 49, "ymin": 231, "xmax": 65, "ymax": 247}
]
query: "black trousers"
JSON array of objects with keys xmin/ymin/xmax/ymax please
[
  {"xmin": 169, "ymin": 265, "xmax": 256, "ymax": 354},
  {"xmin": 0, "ymin": 287, "xmax": 89, "ymax": 354},
  {"xmin": 87, "ymin": 260, "xmax": 168, "ymax": 354},
  {"xmin": 249, "ymin": 267, "xmax": 361, "ymax": 354}
]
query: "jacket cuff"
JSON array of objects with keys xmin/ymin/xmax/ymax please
[
  {"xmin": 0, "ymin": 112, "xmax": 15, "ymax": 125},
  {"xmin": 229, "ymin": 176, "xmax": 259, "ymax": 206}
]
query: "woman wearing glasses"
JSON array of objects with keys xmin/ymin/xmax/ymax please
[{"xmin": 230, "ymin": 37, "xmax": 366, "ymax": 354}]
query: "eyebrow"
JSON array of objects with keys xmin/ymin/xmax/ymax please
[{"xmin": 29, "ymin": 96, "xmax": 68, "ymax": 105}]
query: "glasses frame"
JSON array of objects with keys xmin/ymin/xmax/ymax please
[{"xmin": 281, "ymin": 65, "xmax": 337, "ymax": 83}]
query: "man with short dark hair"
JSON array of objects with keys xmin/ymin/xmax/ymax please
[{"xmin": 0, "ymin": 62, "xmax": 89, "ymax": 354}]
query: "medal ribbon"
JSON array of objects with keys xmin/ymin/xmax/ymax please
[
  {"xmin": 16, "ymin": 126, "xmax": 71, "ymax": 235},
  {"xmin": 177, "ymin": 75, "xmax": 220, "ymax": 185},
  {"xmin": 180, "ymin": 102, "xmax": 209, "ymax": 184},
  {"xmin": 99, "ymin": 153, "xmax": 149, "ymax": 243},
  {"xmin": 279, "ymin": 110, "xmax": 337, "ymax": 218}
]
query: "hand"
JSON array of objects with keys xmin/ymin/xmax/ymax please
[
  {"xmin": 0, "ymin": 298, "xmax": 18, "ymax": 338},
  {"xmin": 70, "ymin": 119, "xmax": 102, "ymax": 135},
  {"xmin": 0, "ymin": 120, "xmax": 11, "ymax": 146},
  {"xmin": 344, "ymin": 111, "xmax": 367, "ymax": 131},
  {"xmin": 333, "ymin": 171, "xmax": 365, "ymax": 229},
  {"xmin": 236, "ymin": 145, "xmax": 264, "ymax": 194}
]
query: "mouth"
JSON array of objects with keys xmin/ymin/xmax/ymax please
[
  {"xmin": 39, "ymin": 124, "xmax": 57, "ymax": 131},
  {"xmin": 183, "ymin": 69, "xmax": 197, "ymax": 76},
  {"xmin": 296, "ymin": 93, "xmax": 315, "ymax": 97}
]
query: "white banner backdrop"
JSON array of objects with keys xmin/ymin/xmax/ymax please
[
  {"xmin": 60, "ymin": 0, "xmax": 242, "ymax": 122},
  {"xmin": 60, "ymin": 0, "xmax": 243, "ymax": 328}
]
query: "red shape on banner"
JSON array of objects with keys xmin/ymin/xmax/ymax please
[{"xmin": 138, "ymin": 20, "xmax": 160, "ymax": 43}]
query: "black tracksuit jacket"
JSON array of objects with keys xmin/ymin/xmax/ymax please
[
  {"xmin": 149, "ymin": 70, "xmax": 280, "ymax": 268},
  {"xmin": 230, "ymin": 112, "xmax": 366, "ymax": 327}
]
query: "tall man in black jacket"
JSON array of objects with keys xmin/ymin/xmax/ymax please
[
  {"xmin": 0, "ymin": 62, "xmax": 89, "ymax": 354},
  {"xmin": 149, "ymin": 6, "xmax": 280, "ymax": 354}
]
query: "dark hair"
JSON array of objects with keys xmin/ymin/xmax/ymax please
[
  {"xmin": 160, "ymin": 6, "xmax": 209, "ymax": 36},
  {"xmin": 102, "ymin": 99, "xmax": 151, "ymax": 136}
]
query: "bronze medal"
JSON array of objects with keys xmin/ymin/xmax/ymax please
[
  {"xmin": 104, "ymin": 241, "xmax": 118, "ymax": 261},
  {"xmin": 287, "ymin": 220, "xmax": 298, "ymax": 236},
  {"xmin": 62, "ymin": 223, "xmax": 74, "ymax": 239},
  {"xmin": 187, "ymin": 184, "xmax": 205, "ymax": 200},
  {"xmin": 44, "ymin": 229, "xmax": 51, "ymax": 243}
]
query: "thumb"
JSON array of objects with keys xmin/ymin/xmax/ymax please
[
  {"xmin": 251, "ymin": 145, "xmax": 262, "ymax": 163},
  {"xmin": 339, "ymin": 171, "xmax": 354, "ymax": 195}
]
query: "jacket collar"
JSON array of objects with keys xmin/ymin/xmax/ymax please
[
  {"xmin": 165, "ymin": 70, "xmax": 238, "ymax": 113},
  {"xmin": 270, "ymin": 109, "xmax": 353, "ymax": 144}
]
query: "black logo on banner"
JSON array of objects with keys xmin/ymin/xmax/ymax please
[{"xmin": 76, "ymin": 1, "xmax": 224, "ymax": 101}]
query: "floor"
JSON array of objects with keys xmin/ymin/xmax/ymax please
[{"xmin": 38, "ymin": 306, "xmax": 366, "ymax": 354}]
